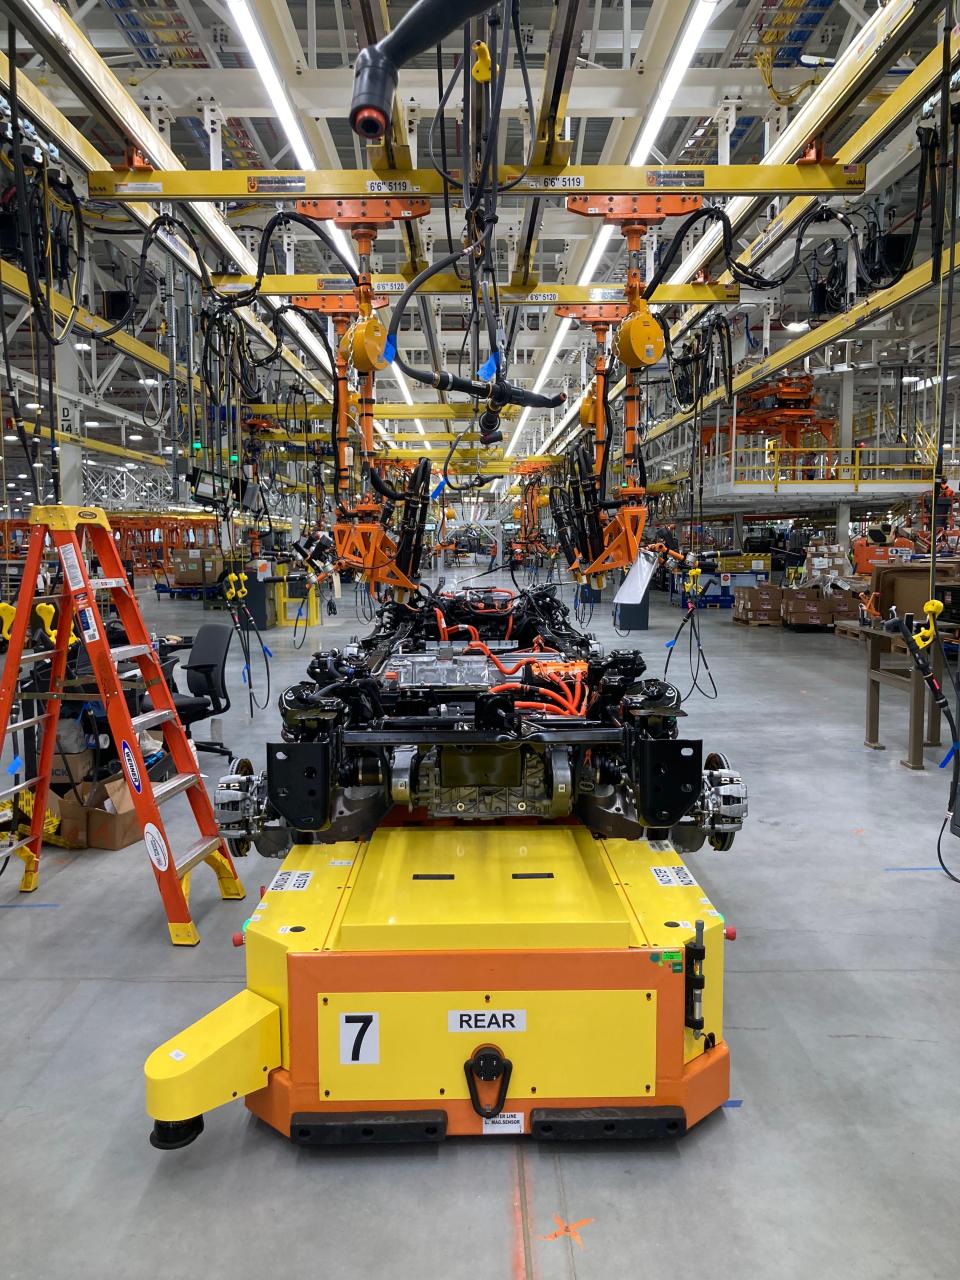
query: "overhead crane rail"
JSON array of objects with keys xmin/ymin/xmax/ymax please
[
  {"xmin": 88, "ymin": 163, "xmax": 867, "ymax": 202},
  {"xmin": 209, "ymin": 274, "xmax": 741, "ymax": 306}
]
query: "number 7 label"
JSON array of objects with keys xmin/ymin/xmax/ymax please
[{"xmin": 339, "ymin": 1012, "xmax": 379, "ymax": 1064}]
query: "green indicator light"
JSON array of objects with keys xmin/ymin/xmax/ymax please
[
  {"xmin": 230, "ymin": 453, "xmax": 239, "ymax": 462},
  {"xmin": 192, "ymin": 440, "xmax": 202, "ymax": 450}
]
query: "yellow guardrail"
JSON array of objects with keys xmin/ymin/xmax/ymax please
[{"xmin": 703, "ymin": 445, "xmax": 935, "ymax": 491}]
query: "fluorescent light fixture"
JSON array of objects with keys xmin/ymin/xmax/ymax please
[
  {"xmin": 628, "ymin": 0, "xmax": 719, "ymax": 168},
  {"xmin": 784, "ymin": 320, "xmax": 810, "ymax": 333},
  {"xmin": 393, "ymin": 366, "xmax": 414, "ymax": 407},
  {"xmin": 138, "ymin": 377, "xmax": 159, "ymax": 387},
  {"xmin": 129, "ymin": 433, "xmax": 143, "ymax": 441},
  {"xmin": 228, "ymin": 0, "xmax": 358, "ymax": 276},
  {"xmin": 85, "ymin": 419, "xmax": 102, "ymax": 427},
  {"xmin": 4, "ymin": 433, "xmax": 17, "ymax": 442},
  {"xmin": 326, "ymin": 224, "xmax": 359, "ymax": 274},
  {"xmin": 578, "ymin": 224, "xmax": 615, "ymax": 286},
  {"xmin": 74, "ymin": 341, "xmax": 91, "ymax": 352},
  {"xmin": 903, "ymin": 374, "xmax": 956, "ymax": 389},
  {"xmin": 228, "ymin": 0, "xmax": 312, "ymax": 167},
  {"xmin": 504, "ymin": 319, "xmax": 572, "ymax": 458},
  {"xmin": 513, "ymin": 2, "xmax": 720, "ymax": 463},
  {"xmin": 391, "ymin": 366, "xmax": 430, "ymax": 451},
  {"xmin": 25, "ymin": 401, "xmax": 40, "ymax": 410}
]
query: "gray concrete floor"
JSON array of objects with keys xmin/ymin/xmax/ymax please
[{"xmin": 2, "ymin": 569, "xmax": 958, "ymax": 1279}]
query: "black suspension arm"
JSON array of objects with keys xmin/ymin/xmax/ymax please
[{"xmin": 350, "ymin": 0, "xmax": 493, "ymax": 139}]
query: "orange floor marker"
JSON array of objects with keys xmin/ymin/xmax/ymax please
[{"xmin": 542, "ymin": 1216, "xmax": 594, "ymax": 1248}]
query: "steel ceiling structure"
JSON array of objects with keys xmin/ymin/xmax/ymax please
[{"xmin": 0, "ymin": 0, "xmax": 951, "ymax": 520}]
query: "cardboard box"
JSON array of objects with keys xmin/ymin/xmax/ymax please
[
  {"xmin": 66, "ymin": 754, "xmax": 174, "ymax": 852},
  {"xmin": 738, "ymin": 585, "xmax": 782, "ymax": 608},
  {"xmin": 870, "ymin": 561, "xmax": 960, "ymax": 620},
  {"xmin": 787, "ymin": 586, "xmax": 821, "ymax": 601},
  {"xmin": 56, "ymin": 794, "xmax": 89, "ymax": 849},
  {"xmin": 7, "ymin": 789, "xmax": 90, "ymax": 850},
  {"xmin": 201, "ymin": 554, "xmax": 224, "ymax": 582},
  {"xmin": 830, "ymin": 602, "xmax": 860, "ymax": 620},
  {"xmin": 51, "ymin": 747, "xmax": 94, "ymax": 789},
  {"xmin": 782, "ymin": 599, "xmax": 832, "ymax": 624},
  {"xmin": 170, "ymin": 548, "xmax": 214, "ymax": 586},
  {"xmin": 86, "ymin": 775, "xmax": 143, "ymax": 850},
  {"xmin": 55, "ymin": 788, "xmax": 90, "ymax": 849}
]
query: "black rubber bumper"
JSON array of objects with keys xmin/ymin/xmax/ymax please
[
  {"xmin": 290, "ymin": 1110, "xmax": 447, "ymax": 1145},
  {"xmin": 530, "ymin": 1107, "xmax": 686, "ymax": 1140},
  {"xmin": 149, "ymin": 1115, "xmax": 205, "ymax": 1149}
]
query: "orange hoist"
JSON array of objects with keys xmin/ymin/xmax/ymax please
[
  {"xmin": 548, "ymin": 194, "xmax": 706, "ymax": 588},
  {"xmin": 294, "ymin": 197, "xmax": 433, "ymax": 598}
]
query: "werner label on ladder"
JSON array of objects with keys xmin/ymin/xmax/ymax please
[{"xmin": 0, "ymin": 505, "xmax": 245, "ymax": 945}]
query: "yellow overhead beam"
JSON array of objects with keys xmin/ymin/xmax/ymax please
[
  {"xmin": 19, "ymin": 421, "xmax": 167, "ymax": 468},
  {"xmin": 0, "ymin": 260, "xmax": 195, "ymax": 385},
  {"xmin": 89, "ymin": 164, "xmax": 866, "ymax": 202},
  {"xmin": 647, "ymin": 237, "xmax": 960, "ymax": 443},
  {"xmin": 213, "ymin": 273, "xmax": 739, "ymax": 305},
  {"xmin": 672, "ymin": 32, "xmax": 960, "ymax": 339},
  {"xmin": 246, "ymin": 403, "xmax": 505, "ymax": 421},
  {"xmin": 0, "ymin": 30, "xmax": 329, "ymax": 402}
]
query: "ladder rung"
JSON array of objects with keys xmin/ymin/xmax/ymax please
[
  {"xmin": 6, "ymin": 713, "xmax": 50, "ymax": 735},
  {"xmin": 17, "ymin": 649, "xmax": 54, "ymax": 666},
  {"xmin": 0, "ymin": 834, "xmax": 36, "ymax": 858},
  {"xmin": 110, "ymin": 644, "xmax": 154, "ymax": 662},
  {"xmin": 153, "ymin": 772, "xmax": 199, "ymax": 804},
  {"xmin": 175, "ymin": 835, "xmax": 222, "ymax": 877},
  {"xmin": 131, "ymin": 709, "xmax": 174, "ymax": 732},
  {"xmin": 0, "ymin": 776, "xmax": 40, "ymax": 802}
]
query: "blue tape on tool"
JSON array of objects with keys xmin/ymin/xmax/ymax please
[
  {"xmin": 476, "ymin": 352, "xmax": 499, "ymax": 381},
  {"xmin": 7, "ymin": 756, "xmax": 22, "ymax": 775},
  {"xmin": 263, "ymin": 645, "xmax": 273, "ymax": 658},
  {"xmin": 383, "ymin": 334, "xmax": 397, "ymax": 363},
  {"xmin": 940, "ymin": 743, "xmax": 959, "ymax": 769},
  {"xmin": 242, "ymin": 664, "xmax": 249, "ymax": 685},
  {"xmin": 431, "ymin": 479, "xmax": 447, "ymax": 501},
  {"xmin": 722, "ymin": 1099, "xmax": 743, "ymax": 1109},
  {"xmin": 664, "ymin": 639, "xmax": 676, "ymax": 650}
]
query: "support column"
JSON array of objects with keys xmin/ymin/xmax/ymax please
[
  {"xmin": 840, "ymin": 368, "xmax": 855, "ymax": 457},
  {"xmin": 763, "ymin": 105, "xmax": 789, "ymax": 219},
  {"xmin": 837, "ymin": 367, "xmax": 855, "ymax": 553},
  {"xmin": 836, "ymin": 501, "xmax": 852, "ymax": 553},
  {"xmin": 717, "ymin": 99, "xmax": 738, "ymax": 167},
  {"xmin": 55, "ymin": 345, "xmax": 83, "ymax": 504}
]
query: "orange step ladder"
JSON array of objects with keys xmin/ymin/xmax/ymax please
[{"xmin": 0, "ymin": 505, "xmax": 245, "ymax": 944}]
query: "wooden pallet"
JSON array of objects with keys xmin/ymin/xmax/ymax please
[
  {"xmin": 782, "ymin": 622, "xmax": 835, "ymax": 632},
  {"xmin": 833, "ymin": 619, "xmax": 864, "ymax": 642},
  {"xmin": 732, "ymin": 616, "xmax": 778, "ymax": 628}
]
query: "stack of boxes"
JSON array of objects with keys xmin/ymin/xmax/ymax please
[
  {"xmin": 734, "ymin": 583, "xmax": 859, "ymax": 628},
  {"xmin": 732, "ymin": 584, "xmax": 782, "ymax": 624},
  {"xmin": 169, "ymin": 548, "xmax": 224, "ymax": 587},
  {"xmin": 780, "ymin": 586, "xmax": 833, "ymax": 628},
  {"xmin": 825, "ymin": 587, "xmax": 861, "ymax": 623},
  {"xmin": 804, "ymin": 536, "xmax": 850, "ymax": 584}
]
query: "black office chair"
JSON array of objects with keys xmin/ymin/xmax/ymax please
[{"xmin": 145, "ymin": 623, "xmax": 233, "ymax": 754}]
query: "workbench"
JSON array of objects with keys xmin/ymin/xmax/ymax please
[{"xmin": 863, "ymin": 625, "xmax": 957, "ymax": 769}]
